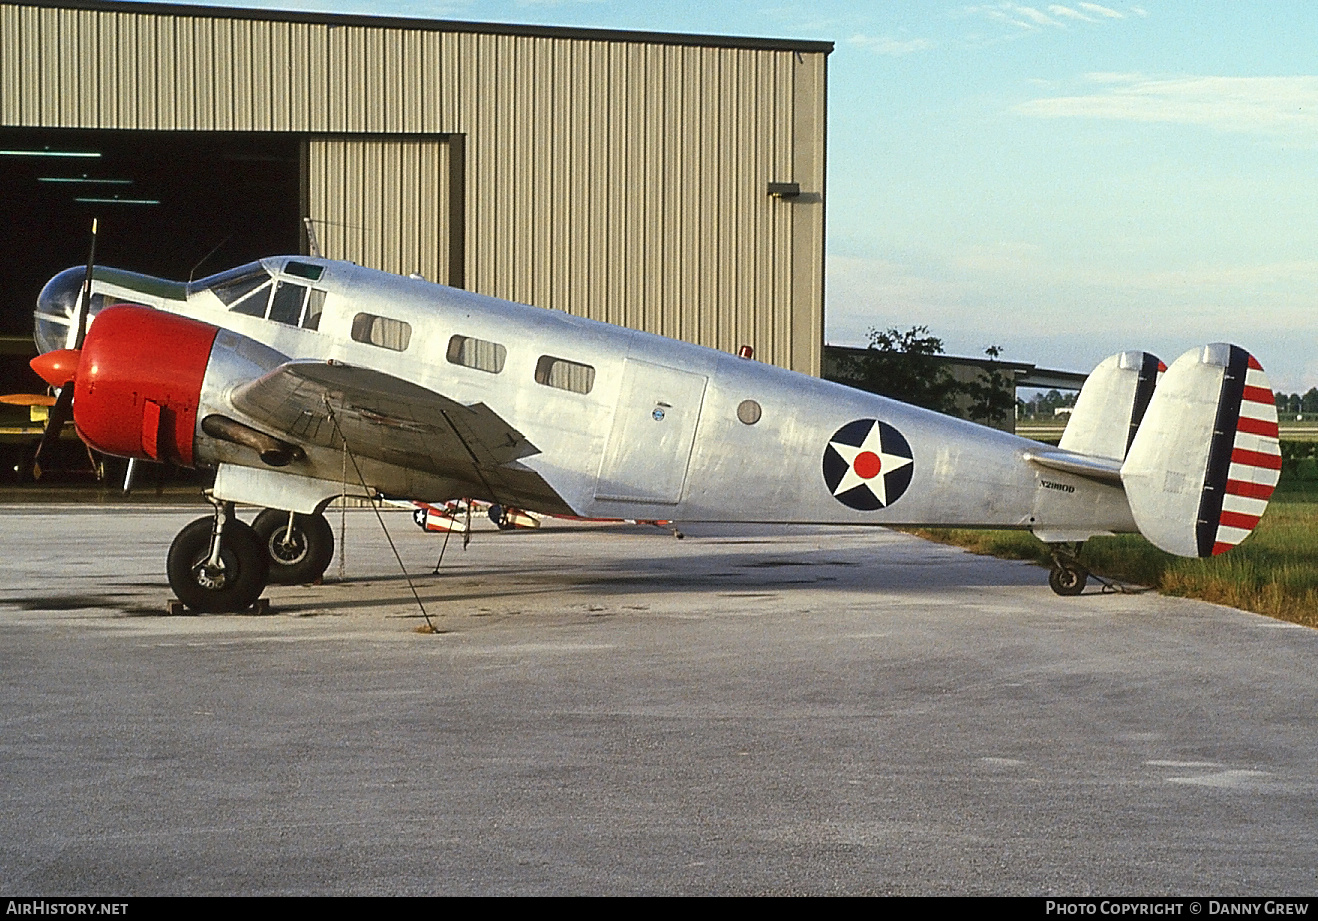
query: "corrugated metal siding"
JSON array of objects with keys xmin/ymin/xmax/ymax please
[
  {"xmin": 0, "ymin": 2, "xmax": 827, "ymax": 373},
  {"xmin": 308, "ymin": 137, "xmax": 452, "ymax": 284}
]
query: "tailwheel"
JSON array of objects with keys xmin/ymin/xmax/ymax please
[
  {"xmin": 167, "ymin": 513, "xmax": 269, "ymax": 613},
  {"xmin": 1048, "ymin": 544, "xmax": 1088, "ymax": 596},
  {"xmin": 252, "ymin": 509, "xmax": 335, "ymax": 585}
]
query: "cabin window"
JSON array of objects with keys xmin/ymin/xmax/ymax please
[
  {"xmin": 446, "ymin": 335, "xmax": 507, "ymax": 374},
  {"xmin": 351, "ymin": 312, "xmax": 411, "ymax": 351},
  {"xmin": 303, "ymin": 289, "xmax": 326, "ymax": 330},
  {"xmin": 268, "ymin": 281, "xmax": 308, "ymax": 326},
  {"xmin": 535, "ymin": 355, "xmax": 595, "ymax": 395},
  {"xmin": 230, "ymin": 281, "xmax": 273, "ymax": 317}
]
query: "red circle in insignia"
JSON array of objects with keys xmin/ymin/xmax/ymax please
[{"xmin": 853, "ymin": 451, "xmax": 882, "ymax": 479}]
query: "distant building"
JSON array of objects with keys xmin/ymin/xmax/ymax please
[{"xmin": 821, "ymin": 344, "xmax": 1087, "ymax": 433}]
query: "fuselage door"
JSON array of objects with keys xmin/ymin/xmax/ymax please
[{"xmin": 595, "ymin": 359, "xmax": 708, "ymax": 504}]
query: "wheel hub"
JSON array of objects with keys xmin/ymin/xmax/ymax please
[
  {"xmin": 195, "ymin": 561, "xmax": 228, "ymax": 590},
  {"xmin": 268, "ymin": 531, "xmax": 309, "ymax": 565}
]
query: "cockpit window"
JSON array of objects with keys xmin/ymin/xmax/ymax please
[
  {"xmin": 193, "ymin": 263, "xmax": 272, "ymax": 305},
  {"xmin": 33, "ymin": 267, "xmax": 84, "ymax": 353},
  {"xmin": 284, "ymin": 261, "xmax": 324, "ymax": 281},
  {"xmin": 230, "ymin": 282, "xmax": 273, "ymax": 317},
  {"xmin": 269, "ymin": 281, "xmax": 308, "ymax": 326}
]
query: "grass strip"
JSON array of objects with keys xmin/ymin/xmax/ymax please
[{"xmin": 909, "ymin": 481, "xmax": 1318, "ymax": 628}]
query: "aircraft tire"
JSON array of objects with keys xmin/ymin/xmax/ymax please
[
  {"xmin": 167, "ymin": 517, "xmax": 270, "ymax": 613},
  {"xmin": 252, "ymin": 509, "xmax": 335, "ymax": 585},
  {"xmin": 1048, "ymin": 563, "xmax": 1087, "ymax": 597}
]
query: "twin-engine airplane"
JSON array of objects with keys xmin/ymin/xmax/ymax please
[{"xmin": 29, "ymin": 252, "xmax": 1281, "ymax": 612}]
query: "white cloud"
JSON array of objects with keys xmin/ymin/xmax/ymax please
[
  {"xmin": 963, "ymin": 2, "xmax": 1139, "ymax": 36},
  {"xmin": 965, "ymin": 4, "xmax": 1047, "ymax": 31},
  {"xmin": 1013, "ymin": 5, "xmax": 1060, "ymax": 27},
  {"xmin": 1077, "ymin": 2, "xmax": 1125, "ymax": 18},
  {"xmin": 1049, "ymin": 6, "xmax": 1097, "ymax": 23},
  {"xmin": 848, "ymin": 33, "xmax": 936, "ymax": 55},
  {"xmin": 1014, "ymin": 73, "xmax": 1318, "ymax": 137}
]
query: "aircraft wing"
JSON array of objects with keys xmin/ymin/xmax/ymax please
[{"xmin": 230, "ymin": 359, "xmax": 540, "ymax": 480}]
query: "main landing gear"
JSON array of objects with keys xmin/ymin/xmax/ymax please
[
  {"xmin": 1048, "ymin": 543, "xmax": 1089, "ymax": 596},
  {"xmin": 251, "ymin": 509, "xmax": 335, "ymax": 585},
  {"xmin": 166, "ymin": 498, "xmax": 336, "ymax": 612},
  {"xmin": 167, "ymin": 498, "xmax": 269, "ymax": 613}
]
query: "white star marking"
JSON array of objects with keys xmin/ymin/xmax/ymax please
[{"xmin": 828, "ymin": 422, "xmax": 913, "ymax": 507}]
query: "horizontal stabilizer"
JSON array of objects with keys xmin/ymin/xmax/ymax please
[
  {"xmin": 1120, "ymin": 344, "xmax": 1279, "ymax": 557},
  {"xmin": 1024, "ymin": 449, "xmax": 1123, "ymax": 485},
  {"xmin": 1059, "ymin": 351, "xmax": 1163, "ymax": 461}
]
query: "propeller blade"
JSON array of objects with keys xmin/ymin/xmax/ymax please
[
  {"xmin": 70, "ymin": 217, "xmax": 99, "ymax": 350},
  {"xmin": 36, "ymin": 217, "xmax": 96, "ymax": 477},
  {"xmin": 0, "ymin": 393, "xmax": 57, "ymax": 407},
  {"xmin": 32, "ymin": 385, "xmax": 74, "ymax": 479}
]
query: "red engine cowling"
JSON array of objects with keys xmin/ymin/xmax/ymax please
[{"xmin": 71, "ymin": 305, "xmax": 219, "ymax": 465}]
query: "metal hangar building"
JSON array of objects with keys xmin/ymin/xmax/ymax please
[{"xmin": 0, "ymin": 0, "xmax": 832, "ymax": 379}]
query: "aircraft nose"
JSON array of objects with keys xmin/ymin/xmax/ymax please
[
  {"xmin": 33, "ymin": 266, "xmax": 87, "ymax": 354},
  {"xmin": 31, "ymin": 349, "xmax": 82, "ymax": 389}
]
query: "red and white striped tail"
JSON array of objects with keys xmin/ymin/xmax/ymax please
[
  {"xmin": 1120, "ymin": 344, "xmax": 1279, "ymax": 558},
  {"xmin": 1212, "ymin": 354, "xmax": 1280, "ymax": 555}
]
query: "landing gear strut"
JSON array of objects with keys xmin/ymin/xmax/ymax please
[
  {"xmin": 252, "ymin": 508, "xmax": 335, "ymax": 585},
  {"xmin": 1048, "ymin": 543, "xmax": 1089, "ymax": 596},
  {"xmin": 167, "ymin": 496, "xmax": 269, "ymax": 613}
]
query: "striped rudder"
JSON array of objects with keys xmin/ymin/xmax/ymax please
[
  {"xmin": 1198, "ymin": 350, "xmax": 1280, "ymax": 556},
  {"xmin": 1120, "ymin": 344, "xmax": 1279, "ymax": 558}
]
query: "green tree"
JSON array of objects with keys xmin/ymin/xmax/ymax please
[
  {"xmin": 835, "ymin": 325, "xmax": 1013, "ymax": 425},
  {"xmin": 844, "ymin": 326, "xmax": 962, "ymax": 415},
  {"xmin": 960, "ymin": 343, "xmax": 1016, "ymax": 426}
]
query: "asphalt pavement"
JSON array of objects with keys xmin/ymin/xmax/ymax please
[{"xmin": 1, "ymin": 507, "xmax": 1316, "ymax": 895}]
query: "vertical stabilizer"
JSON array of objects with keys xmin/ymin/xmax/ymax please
[
  {"xmin": 1059, "ymin": 351, "xmax": 1163, "ymax": 461},
  {"xmin": 1120, "ymin": 344, "xmax": 1279, "ymax": 557}
]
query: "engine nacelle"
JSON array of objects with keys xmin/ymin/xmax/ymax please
[{"xmin": 71, "ymin": 306, "xmax": 219, "ymax": 465}]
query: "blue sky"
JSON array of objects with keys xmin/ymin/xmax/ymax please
[{"xmin": 172, "ymin": 1, "xmax": 1317, "ymax": 392}]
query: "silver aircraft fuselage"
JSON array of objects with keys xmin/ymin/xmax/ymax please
[{"xmin": 37, "ymin": 256, "xmax": 1136, "ymax": 540}]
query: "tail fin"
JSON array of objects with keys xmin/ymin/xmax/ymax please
[
  {"xmin": 1060, "ymin": 350, "xmax": 1163, "ymax": 461},
  {"xmin": 1120, "ymin": 344, "xmax": 1280, "ymax": 557}
]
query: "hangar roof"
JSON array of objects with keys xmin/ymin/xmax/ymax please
[{"xmin": 25, "ymin": 0, "xmax": 835, "ymax": 53}]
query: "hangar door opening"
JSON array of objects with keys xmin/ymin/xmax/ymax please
[
  {"xmin": 0, "ymin": 128, "xmax": 300, "ymax": 394},
  {"xmin": 306, "ymin": 136, "xmax": 465, "ymax": 290}
]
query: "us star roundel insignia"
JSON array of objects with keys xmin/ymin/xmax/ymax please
[{"xmin": 822, "ymin": 419, "xmax": 915, "ymax": 511}]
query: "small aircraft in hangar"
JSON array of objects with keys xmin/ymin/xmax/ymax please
[{"xmin": 28, "ymin": 247, "xmax": 1281, "ymax": 611}]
